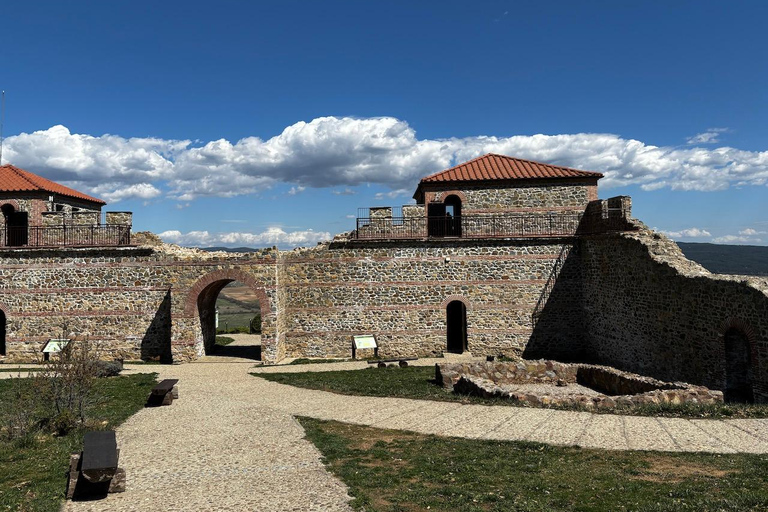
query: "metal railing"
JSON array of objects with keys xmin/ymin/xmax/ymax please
[
  {"xmin": 0, "ymin": 225, "xmax": 132, "ymax": 248},
  {"xmin": 355, "ymin": 213, "xmax": 584, "ymax": 240}
]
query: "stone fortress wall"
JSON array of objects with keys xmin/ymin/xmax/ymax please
[
  {"xmin": 0, "ymin": 199, "xmax": 765, "ymax": 402},
  {"xmin": 279, "ymin": 238, "xmax": 581, "ymax": 360}
]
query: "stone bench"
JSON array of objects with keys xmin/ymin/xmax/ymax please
[
  {"xmin": 146, "ymin": 378, "xmax": 179, "ymax": 407},
  {"xmin": 66, "ymin": 431, "xmax": 125, "ymax": 500}
]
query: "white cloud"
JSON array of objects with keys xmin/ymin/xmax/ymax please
[
  {"xmin": 660, "ymin": 227, "xmax": 712, "ymax": 239},
  {"xmin": 4, "ymin": 118, "xmax": 768, "ymax": 202},
  {"xmin": 739, "ymin": 228, "xmax": 767, "ymax": 236},
  {"xmin": 686, "ymin": 128, "xmax": 729, "ymax": 145},
  {"xmin": 374, "ymin": 188, "xmax": 412, "ymax": 200},
  {"xmin": 90, "ymin": 183, "xmax": 162, "ymax": 203},
  {"xmin": 287, "ymin": 186, "xmax": 305, "ymax": 195},
  {"xmin": 712, "ymin": 234, "xmax": 763, "ymax": 244},
  {"xmin": 332, "ymin": 188, "xmax": 356, "ymax": 196},
  {"xmin": 158, "ymin": 227, "xmax": 331, "ymax": 248}
]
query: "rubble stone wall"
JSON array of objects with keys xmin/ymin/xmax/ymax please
[
  {"xmin": 0, "ymin": 246, "xmax": 280, "ymax": 363},
  {"xmin": 424, "ymin": 180, "xmax": 597, "ymax": 213},
  {"xmin": 279, "ymin": 239, "xmax": 585, "ymax": 359},
  {"xmin": 579, "ymin": 228, "xmax": 768, "ymax": 402}
]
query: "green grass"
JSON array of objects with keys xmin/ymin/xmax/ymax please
[
  {"xmin": 0, "ymin": 367, "xmax": 43, "ymax": 372},
  {"xmin": 300, "ymin": 417, "xmax": 768, "ymax": 512},
  {"xmin": 256, "ymin": 366, "xmax": 768, "ymax": 419},
  {"xmin": 215, "ymin": 336, "xmax": 235, "ymax": 346},
  {"xmin": 0, "ymin": 373, "xmax": 156, "ymax": 512}
]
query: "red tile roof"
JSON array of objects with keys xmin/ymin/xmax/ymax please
[
  {"xmin": 419, "ymin": 153, "xmax": 603, "ymax": 184},
  {"xmin": 0, "ymin": 164, "xmax": 106, "ymax": 205}
]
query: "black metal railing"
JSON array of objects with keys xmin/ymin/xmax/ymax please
[
  {"xmin": 355, "ymin": 213, "xmax": 584, "ymax": 240},
  {"xmin": 0, "ymin": 225, "xmax": 132, "ymax": 248}
]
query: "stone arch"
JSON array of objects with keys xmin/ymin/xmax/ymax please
[
  {"xmin": 442, "ymin": 295, "xmax": 470, "ymax": 355},
  {"xmin": 0, "ymin": 199, "xmax": 20, "ymax": 219},
  {"xmin": 718, "ymin": 317, "xmax": 758, "ymax": 362},
  {"xmin": 183, "ymin": 269, "xmax": 270, "ymax": 318},
  {"xmin": 183, "ymin": 269, "xmax": 272, "ymax": 359},
  {"xmin": 718, "ymin": 317, "xmax": 758, "ymax": 403},
  {"xmin": 433, "ymin": 190, "xmax": 467, "ymax": 203},
  {"xmin": 440, "ymin": 295, "xmax": 472, "ymax": 310}
]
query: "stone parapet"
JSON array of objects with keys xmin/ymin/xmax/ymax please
[{"xmin": 106, "ymin": 211, "xmax": 133, "ymax": 226}]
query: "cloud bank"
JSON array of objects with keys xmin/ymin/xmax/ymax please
[
  {"xmin": 158, "ymin": 227, "xmax": 331, "ymax": 248},
  {"xmin": 4, "ymin": 117, "xmax": 768, "ymax": 202}
]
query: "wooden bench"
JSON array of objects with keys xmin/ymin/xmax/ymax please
[
  {"xmin": 146, "ymin": 378, "xmax": 179, "ymax": 407},
  {"xmin": 66, "ymin": 431, "xmax": 125, "ymax": 500},
  {"xmin": 368, "ymin": 357, "xmax": 417, "ymax": 368}
]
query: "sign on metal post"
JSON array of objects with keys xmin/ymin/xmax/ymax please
[
  {"xmin": 352, "ymin": 335, "xmax": 378, "ymax": 359},
  {"xmin": 42, "ymin": 339, "xmax": 70, "ymax": 353}
]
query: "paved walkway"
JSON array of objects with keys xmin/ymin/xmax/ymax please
[{"xmin": 46, "ymin": 353, "xmax": 768, "ymax": 510}]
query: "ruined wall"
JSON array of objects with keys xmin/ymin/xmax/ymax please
[
  {"xmin": 579, "ymin": 228, "xmax": 768, "ymax": 401},
  {"xmin": 0, "ymin": 245, "xmax": 280, "ymax": 363},
  {"xmin": 280, "ymin": 238, "xmax": 586, "ymax": 360}
]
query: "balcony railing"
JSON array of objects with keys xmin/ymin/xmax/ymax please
[
  {"xmin": 355, "ymin": 213, "xmax": 584, "ymax": 240},
  {"xmin": 0, "ymin": 225, "xmax": 132, "ymax": 248}
]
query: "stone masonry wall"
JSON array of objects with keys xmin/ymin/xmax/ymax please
[
  {"xmin": 280, "ymin": 238, "xmax": 585, "ymax": 360},
  {"xmin": 0, "ymin": 245, "xmax": 280, "ymax": 363},
  {"xmin": 424, "ymin": 180, "xmax": 596, "ymax": 213},
  {"xmin": 579, "ymin": 227, "xmax": 768, "ymax": 402}
]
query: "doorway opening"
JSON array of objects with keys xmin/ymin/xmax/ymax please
[
  {"xmin": 2, "ymin": 204, "xmax": 28, "ymax": 247},
  {"xmin": 444, "ymin": 195, "xmax": 462, "ymax": 237},
  {"xmin": 0, "ymin": 310, "xmax": 6, "ymax": 356},
  {"xmin": 197, "ymin": 280, "xmax": 262, "ymax": 360},
  {"xmin": 446, "ymin": 300, "xmax": 467, "ymax": 354},
  {"xmin": 723, "ymin": 328, "xmax": 754, "ymax": 403}
]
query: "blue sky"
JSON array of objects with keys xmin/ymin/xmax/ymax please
[{"xmin": 2, "ymin": 1, "xmax": 766, "ymax": 247}]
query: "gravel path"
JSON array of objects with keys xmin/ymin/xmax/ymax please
[
  {"xmin": 62, "ymin": 357, "xmax": 353, "ymax": 512},
  {"xmin": 47, "ymin": 353, "xmax": 768, "ymax": 510}
]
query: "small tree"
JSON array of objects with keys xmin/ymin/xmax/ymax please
[{"xmin": 33, "ymin": 338, "xmax": 102, "ymax": 434}]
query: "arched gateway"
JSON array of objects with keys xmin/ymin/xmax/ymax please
[{"xmin": 181, "ymin": 269, "xmax": 274, "ymax": 362}]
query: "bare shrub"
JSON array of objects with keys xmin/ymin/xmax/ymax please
[{"xmin": 33, "ymin": 339, "xmax": 103, "ymax": 434}]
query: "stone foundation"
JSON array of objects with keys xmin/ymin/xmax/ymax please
[{"xmin": 438, "ymin": 360, "xmax": 724, "ymax": 409}]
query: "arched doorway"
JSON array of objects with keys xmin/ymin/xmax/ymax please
[
  {"xmin": 0, "ymin": 310, "xmax": 6, "ymax": 356},
  {"xmin": 444, "ymin": 195, "xmax": 462, "ymax": 237},
  {"xmin": 2, "ymin": 204, "xmax": 28, "ymax": 247},
  {"xmin": 446, "ymin": 300, "xmax": 467, "ymax": 354},
  {"xmin": 196, "ymin": 279, "xmax": 262, "ymax": 360},
  {"xmin": 724, "ymin": 328, "xmax": 754, "ymax": 403}
]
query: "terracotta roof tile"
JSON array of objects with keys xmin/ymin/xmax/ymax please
[
  {"xmin": 419, "ymin": 153, "xmax": 603, "ymax": 184},
  {"xmin": 0, "ymin": 164, "xmax": 106, "ymax": 205}
]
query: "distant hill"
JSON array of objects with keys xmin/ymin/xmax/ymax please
[
  {"xmin": 677, "ymin": 242, "xmax": 768, "ymax": 276},
  {"xmin": 202, "ymin": 246, "xmax": 260, "ymax": 253}
]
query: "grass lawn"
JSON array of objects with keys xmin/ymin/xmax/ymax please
[
  {"xmin": 0, "ymin": 373, "xmax": 156, "ymax": 512},
  {"xmin": 257, "ymin": 366, "xmax": 768, "ymax": 419},
  {"xmin": 215, "ymin": 335, "xmax": 236, "ymax": 346},
  {"xmin": 300, "ymin": 417, "xmax": 768, "ymax": 512},
  {"xmin": 0, "ymin": 367, "xmax": 43, "ymax": 372}
]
